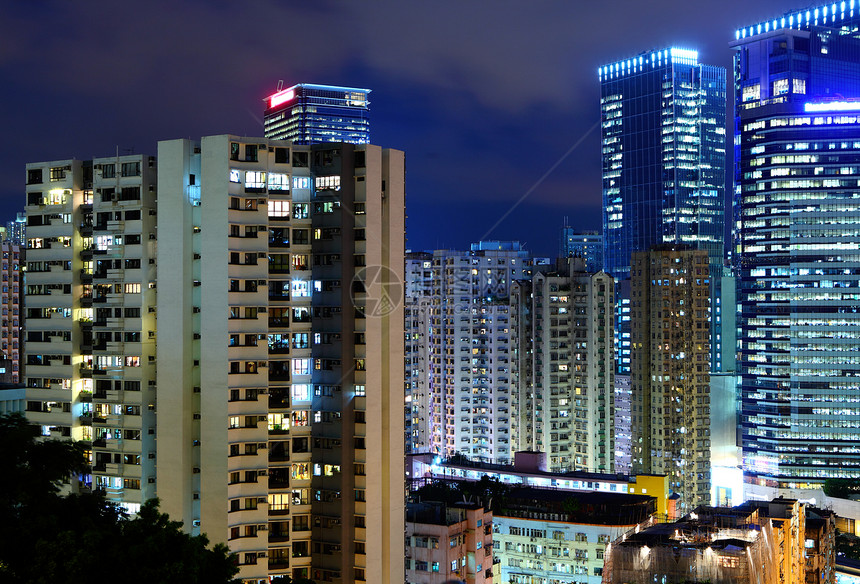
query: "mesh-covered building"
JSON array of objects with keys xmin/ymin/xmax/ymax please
[{"xmin": 601, "ymin": 497, "xmax": 836, "ymax": 584}]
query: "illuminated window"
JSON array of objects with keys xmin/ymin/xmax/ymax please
[
  {"xmin": 742, "ymin": 84, "xmax": 760, "ymax": 102},
  {"xmin": 268, "ymin": 173, "xmax": 290, "ymax": 191},
  {"xmin": 124, "ymin": 283, "xmax": 141, "ymax": 294},
  {"xmin": 793, "ymin": 78, "xmax": 807, "ymax": 94},
  {"xmin": 315, "ymin": 175, "xmax": 341, "ymax": 190},
  {"xmin": 291, "ymin": 280, "xmax": 311, "ymax": 297},
  {"xmin": 292, "ymin": 463, "xmax": 310, "ymax": 481},
  {"xmin": 292, "ymin": 358, "xmax": 311, "ymax": 376},
  {"xmin": 292, "ymin": 383, "xmax": 311, "ymax": 402},
  {"xmin": 229, "ymin": 169, "xmax": 240, "ymax": 183},
  {"xmin": 293, "ymin": 176, "xmax": 310, "ymax": 189},
  {"xmin": 773, "ymin": 78, "xmax": 789, "ymax": 96},
  {"xmin": 245, "ymin": 171, "xmax": 266, "ymax": 190},
  {"xmin": 292, "ymin": 203, "xmax": 309, "ymax": 219}
]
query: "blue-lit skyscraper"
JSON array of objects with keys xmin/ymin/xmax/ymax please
[
  {"xmin": 600, "ymin": 48, "xmax": 726, "ymax": 281},
  {"xmin": 263, "ymin": 83, "xmax": 370, "ymax": 144},
  {"xmin": 732, "ymin": 3, "xmax": 860, "ymax": 491},
  {"xmin": 599, "ymin": 48, "xmax": 727, "ymax": 376}
]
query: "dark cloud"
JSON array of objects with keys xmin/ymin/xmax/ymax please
[{"xmin": 2, "ymin": 0, "xmax": 796, "ymax": 255}]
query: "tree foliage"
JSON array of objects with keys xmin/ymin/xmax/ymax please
[{"xmin": 0, "ymin": 413, "xmax": 238, "ymax": 584}]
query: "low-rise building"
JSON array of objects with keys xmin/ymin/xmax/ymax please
[
  {"xmin": 406, "ymin": 500, "xmax": 494, "ymax": 584},
  {"xmin": 602, "ymin": 497, "xmax": 836, "ymax": 584},
  {"xmin": 494, "ymin": 488, "xmax": 656, "ymax": 584}
]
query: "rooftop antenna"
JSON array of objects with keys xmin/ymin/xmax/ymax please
[{"xmin": 277, "ymin": 79, "xmax": 284, "ymax": 92}]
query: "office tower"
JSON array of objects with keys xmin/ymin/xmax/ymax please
[
  {"xmin": 263, "ymin": 84, "xmax": 371, "ymax": 145},
  {"xmin": 403, "ymin": 242, "xmax": 532, "ymax": 464},
  {"xmin": 599, "ymin": 48, "xmax": 726, "ymax": 280},
  {"xmin": 0, "ymin": 242, "xmax": 23, "ymax": 382},
  {"xmin": 23, "ymin": 155, "xmax": 158, "ymax": 512},
  {"xmin": 509, "ymin": 258, "xmax": 615, "ymax": 473},
  {"xmin": 599, "ymin": 47, "xmax": 727, "ymax": 376},
  {"xmin": 4, "ymin": 213, "xmax": 26, "ymax": 245},
  {"xmin": 156, "ymin": 135, "xmax": 404, "ymax": 584},
  {"xmin": 732, "ymin": 4, "xmax": 860, "ymax": 493},
  {"xmin": 559, "ymin": 226, "xmax": 603, "ymax": 273},
  {"xmin": 630, "ymin": 246, "xmax": 711, "ymax": 510},
  {"xmin": 559, "ymin": 227, "xmax": 603, "ymax": 273}
]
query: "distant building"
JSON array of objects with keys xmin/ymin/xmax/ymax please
[
  {"xmin": 263, "ymin": 83, "xmax": 370, "ymax": 144},
  {"xmin": 602, "ymin": 498, "xmax": 836, "ymax": 584},
  {"xmin": 406, "ymin": 501, "xmax": 493, "ymax": 584},
  {"xmin": 600, "ymin": 47, "xmax": 727, "ymax": 379},
  {"xmin": 559, "ymin": 227, "xmax": 602, "ymax": 273},
  {"xmin": 403, "ymin": 242, "xmax": 533, "ymax": 464},
  {"xmin": 0, "ymin": 242, "xmax": 22, "ymax": 382},
  {"xmin": 731, "ymin": 3, "xmax": 860, "ymax": 492},
  {"xmin": 23, "ymin": 154, "xmax": 158, "ymax": 512},
  {"xmin": 4, "ymin": 213, "xmax": 26, "ymax": 245},
  {"xmin": 631, "ymin": 246, "xmax": 711, "ymax": 511},
  {"xmin": 0, "ymin": 384, "xmax": 25, "ymax": 415},
  {"xmin": 510, "ymin": 258, "xmax": 615, "ymax": 473},
  {"xmin": 408, "ymin": 452, "xmax": 672, "ymax": 519},
  {"xmin": 494, "ymin": 487, "xmax": 655, "ymax": 584}
]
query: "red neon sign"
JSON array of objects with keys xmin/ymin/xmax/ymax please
[{"xmin": 269, "ymin": 89, "xmax": 295, "ymax": 108}]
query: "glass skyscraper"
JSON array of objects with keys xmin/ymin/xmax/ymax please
[
  {"xmin": 263, "ymin": 83, "xmax": 370, "ymax": 145},
  {"xmin": 733, "ymin": 3, "xmax": 860, "ymax": 489},
  {"xmin": 599, "ymin": 49, "xmax": 727, "ymax": 374},
  {"xmin": 599, "ymin": 48, "xmax": 726, "ymax": 281}
]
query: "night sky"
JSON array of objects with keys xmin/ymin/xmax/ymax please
[{"xmin": 2, "ymin": 0, "xmax": 793, "ymax": 256}]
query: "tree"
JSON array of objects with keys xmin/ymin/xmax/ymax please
[{"xmin": 0, "ymin": 413, "xmax": 238, "ymax": 584}]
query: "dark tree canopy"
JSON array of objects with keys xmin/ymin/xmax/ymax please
[{"xmin": 0, "ymin": 413, "xmax": 238, "ymax": 584}]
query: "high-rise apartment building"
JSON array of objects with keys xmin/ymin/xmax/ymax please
[
  {"xmin": 599, "ymin": 47, "xmax": 727, "ymax": 375},
  {"xmin": 156, "ymin": 135, "xmax": 404, "ymax": 584},
  {"xmin": 263, "ymin": 84, "xmax": 371, "ymax": 145},
  {"xmin": 4, "ymin": 213, "xmax": 26, "ymax": 245},
  {"xmin": 559, "ymin": 226, "xmax": 602, "ymax": 273},
  {"xmin": 23, "ymin": 155, "xmax": 158, "ymax": 512},
  {"xmin": 405, "ymin": 251, "xmax": 433, "ymax": 455},
  {"xmin": 630, "ymin": 246, "xmax": 711, "ymax": 510},
  {"xmin": 0, "ymin": 242, "xmax": 23, "ymax": 382},
  {"xmin": 732, "ymin": 4, "xmax": 860, "ymax": 491},
  {"xmin": 510, "ymin": 259, "xmax": 615, "ymax": 473},
  {"xmin": 403, "ymin": 242, "xmax": 532, "ymax": 464}
]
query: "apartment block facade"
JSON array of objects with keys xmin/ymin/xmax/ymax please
[
  {"xmin": 0, "ymin": 242, "xmax": 23, "ymax": 382},
  {"xmin": 630, "ymin": 246, "xmax": 711, "ymax": 510},
  {"xmin": 23, "ymin": 154, "xmax": 158, "ymax": 512},
  {"xmin": 156, "ymin": 135, "xmax": 405, "ymax": 584},
  {"xmin": 510, "ymin": 260, "xmax": 615, "ymax": 473},
  {"xmin": 404, "ymin": 243, "xmax": 532, "ymax": 464}
]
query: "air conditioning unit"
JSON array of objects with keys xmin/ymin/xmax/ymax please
[
  {"xmin": 256, "ymin": 552, "xmax": 267, "ymax": 558},
  {"xmin": 257, "ymin": 470, "xmax": 268, "ymax": 476},
  {"xmin": 257, "ymin": 252, "xmax": 266, "ymax": 258},
  {"xmin": 257, "ymin": 497, "xmax": 267, "ymax": 503},
  {"xmin": 257, "ymin": 443, "xmax": 267, "ymax": 449},
  {"xmin": 257, "ymin": 524, "xmax": 268, "ymax": 531}
]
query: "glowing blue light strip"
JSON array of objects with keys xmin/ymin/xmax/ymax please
[
  {"xmin": 598, "ymin": 47, "xmax": 698, "ymax": 80},
  {"xmin": 735, "ymin": 0, "xmax": 856, "ymax": 41},
  {"xmin": 805, "ymin": 101, "xmax": 860, "ymax": 112}
]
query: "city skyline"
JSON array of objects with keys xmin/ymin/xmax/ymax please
[{"xmin": 1, "ymin": 0, "xmax": 794, "ymax": 257}]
